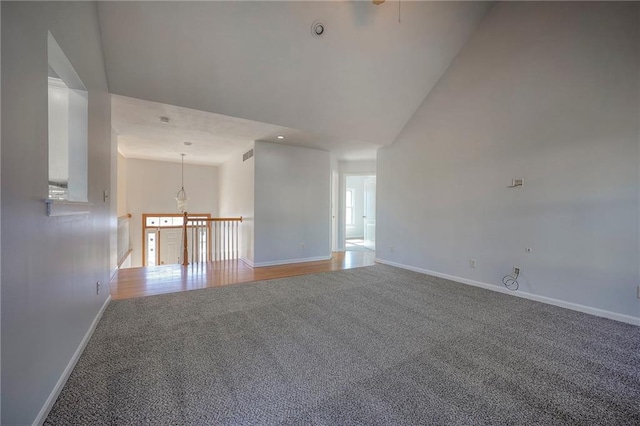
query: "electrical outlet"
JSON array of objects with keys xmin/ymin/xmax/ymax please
[
  {"xmin": 300, "ymin": 242, "xmax": 305, "ymax": 249},
  {"xmin": 637, "ymin": 285, "xmax": 640, "ymax": 299},
  {"xmin": 390, "ymin": 246, "xmax": 395, "ymax": 253},
  {"xmin": 513, "ymin": 267, "xmax": 520, "ymax": 276},
  {"xmin": 470, "ymin": 259, "xmax": 476, "ymax": 268},
  {"xmin": 96, "ymin": 281, "xmax": 101, "ymax": 295}
]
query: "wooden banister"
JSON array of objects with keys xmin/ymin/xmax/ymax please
[
  {"xmin": 182, "ymin": 211, "xmax": 189, "ymax": 266},
  {"xmin": 118, "ymin": 213, "xmax": 132, "ymax": 220},
  {"xmin": 186, "ymin": 217, "xmax": 242, "ymax": 223}
]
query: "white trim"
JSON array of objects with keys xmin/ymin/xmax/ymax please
[
  {"xmin": 33, "ymin": 295, "xmax": 111, "ymax": 426},
  {"xmin": 254, "ymin": 255, "xmax": 332, "ymax": 268},
  {"xmin": 45, "ymin": 199, "xmax": 92, "ymax": 217},
  {"xmin": 375, "ymin": 258, "xmax": 640, "ymax": 326},
  {"xmin": 47, "ymin": 76, "xmax": 67, "ymax": 89},
  {"xmin": 239, "ymin": 257, "xmax": 254, "ymax": 268}
]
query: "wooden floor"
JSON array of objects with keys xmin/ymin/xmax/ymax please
[{"xmin": 110, "ymin": 251, "xmax": 376, "ymax": 300}]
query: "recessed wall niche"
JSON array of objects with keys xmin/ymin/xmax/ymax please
[{"xmin": 47, "ymin": 32, "xmax": 88, "ymax": 203}]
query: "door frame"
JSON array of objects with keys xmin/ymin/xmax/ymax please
[
  {"xmin": 141, "ymin": 213, "xmax": 211, "ymax": 266},
  {"xmin": 340, "ymin": 173, "xmax": 376, "ymax": 252},
  {"xmin": 363, "ymin": 176, "xmax": 376, "ymax": 250}
]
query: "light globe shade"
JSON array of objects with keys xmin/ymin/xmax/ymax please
[{"xmin": 176, "ymin": 188, "xmax": 188, "ymax": 213}]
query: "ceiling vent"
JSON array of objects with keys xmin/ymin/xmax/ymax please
[{"xmin": 243, "ymin": 149, "xmax": 254, "ymax": 162}]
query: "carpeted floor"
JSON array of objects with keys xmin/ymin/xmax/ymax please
[{"xmin": 46, "ymin": 264, "xmax": 640, "ymax": 425}]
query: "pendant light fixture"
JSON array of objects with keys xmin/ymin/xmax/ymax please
[{"xmin": 176, "ymin": 153, "xmax": 189, "ymax": 213}]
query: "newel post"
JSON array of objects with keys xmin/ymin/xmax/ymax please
[{"xmin": 182, "ymin": 211, "xmax": 189, "ymax": 266}]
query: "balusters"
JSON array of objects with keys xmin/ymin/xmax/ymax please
[
  {"xmin": 183, "ymin": 217, "xmax": 242, "ymax": 264},
  {"xmin": 117, "ymin": 214, "xmax": 132, "ymax": 266},
  {"xmin": 224, "ymin": 220, "xmax": 228, "ymax": 260}
]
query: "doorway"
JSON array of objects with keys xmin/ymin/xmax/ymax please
[
  {"xmin": 142, "ymin": 213, "xmax": 211, "ymax": 266},
  {"xmin": 363, "ymin": 176, "xmax": 376, "ymax": 250},
  {"xmin": 345, "ymin": 175, "xmax": 375, "ymax": 252}
]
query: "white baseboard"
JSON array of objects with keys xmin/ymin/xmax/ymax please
[
  {"xmin": 375, "ymin": 258, "xmax": 640, "ymax": 326},
  {"xmin": 254, "ymin": 255, "xmax": 332, "ymax": 268},
  {"xmin": 33, "ymin": 295, "xmax": 112, "ymax": 426},
  {"xmin": 239, "ymin": 257, "xmax": 254, "ymax": 268}
]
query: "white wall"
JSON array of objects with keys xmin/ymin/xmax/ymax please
[
  {"xmin": 1, "ymin": 2, "xmax": 112, "ymax": 423},
  {"xmin": 117, "ymin": 152, "xmax": 128, "ymax": 217},
  {"xmin": 1, "ymin": 5, "xmax": 3, "ymax": 422},
  {"xmin": 378, "ymin": 2, "xmax": 640, "ymax": 321},
  {"xmin": 346, "ymin": 176, "xmax": 366, "ymax": 239},
  {"xmin": 125, "ymin": 158, "xmax": 219, "ymax": 267},
  {"xmin": 115, "ymin": 151, "xmax": 129, "ymax": 269},
  {"xmin": 339, "ymin": 160, "xmax": 377, "ymax": 175},
  {"xmin": 254, "ymin": 141, "xmax": 331, "ymax": 265},
  {"xmin": 109, "ymin": 129, "xmax": 118, "ymax": 275},
  {"xmin": 219, "ymin": 144, "xmax": 255, "ymax": 264},
  {"xmin": 47, "ymin": 80, "xmax": 70, "ymax": 182}
]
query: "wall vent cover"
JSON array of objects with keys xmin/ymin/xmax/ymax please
[{"xmin": 243, "ymin": 149, "xmax": 254, "ymax": 162}]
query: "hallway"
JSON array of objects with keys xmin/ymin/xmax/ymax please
[{"xmin": 345, "ymin": 238, "xmax": 374, "ymax": 252}]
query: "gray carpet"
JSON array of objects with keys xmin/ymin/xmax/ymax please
[{"xmin": 46, "ymin": 264, "xmax": 640, "ymax": 425}]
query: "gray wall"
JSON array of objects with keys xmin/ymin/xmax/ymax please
[
  {"xmin": 110, "ymin": 128, "xmax": 118, "ymax": 276},
  {"xmin": 124, "ymin": 158, "xmax": 219, "ymax": 267},
  {"xmin": 1, "ymin": 2, "xmax": 111, "ymax": 424},
  {"xmin": 219, "ymin": 143, "xmax": 255, "ymax": 264},
  {"xmin": 378, "ymin": 2, "xmax": 640, "ymax": 320},
  {"xmin": 0, "ymin": 4, "xmax": 3, "ymax": 422},
  {"xmin": 254, "ymin": 142, "xmax": 330, "ymax": 265}
]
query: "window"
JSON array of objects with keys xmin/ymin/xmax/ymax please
[
  {"xmin": 142, "ymin": 214, "xmax": 211, "ymax": 266},
  {"xmin": 346, "ymin": 188, "xmax": 354, "ymax": 226},
  {"xmin": 48, "ymin": 32, "xmax": 88, "ymax": 202}
]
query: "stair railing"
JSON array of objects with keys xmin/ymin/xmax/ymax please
[
  {"xmin": 117, "ymin": 213, "xmax": 132, "ymax": 267},
  {"xmin": 182, "ymin": 215, "xmax": 242, "ymax": 265}
]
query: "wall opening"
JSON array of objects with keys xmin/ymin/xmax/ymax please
[{"xmin": 47, "ymin": 32, "xmax": 88, "ymax": 201}]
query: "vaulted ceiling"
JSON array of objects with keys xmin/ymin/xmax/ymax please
[
  {"xmin": 112, "ymin": 94, "xmax": 382, "ymax": 165},
  {"xmin": 99, "ymin": 1, "xmax": 493, "ymax": 158}
]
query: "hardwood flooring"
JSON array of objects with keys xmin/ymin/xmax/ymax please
[{"xmin": 110, "ymin": 251, "xmax": 376, "ymax": 300}]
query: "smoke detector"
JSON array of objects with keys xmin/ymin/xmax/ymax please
[{"xmin": 311, "ymin": 21, "xmax": 325, "ymax": 38}]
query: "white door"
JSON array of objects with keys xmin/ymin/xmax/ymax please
[
  {"xmin": 363, "ymin": 177, "xmax": 376, "ymax": 250},
  {"xmin": 159, "ymin": 228, "xmax": 181, "ymax": 265}
]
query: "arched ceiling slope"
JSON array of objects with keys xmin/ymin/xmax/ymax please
[{"xmin": 99, "ymin": 1, "xmax": 493, "ymax": 148}]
